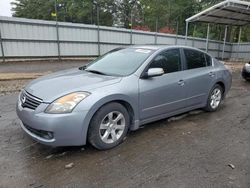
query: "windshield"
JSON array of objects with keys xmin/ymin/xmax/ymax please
[{"xmin": 85, "ymin": 48, "xmax": 154, "ymax": 76}]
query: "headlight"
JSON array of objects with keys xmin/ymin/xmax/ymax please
[{"xmin": 45, "ymin": 92, "xmax": 90, "ymax": 114}]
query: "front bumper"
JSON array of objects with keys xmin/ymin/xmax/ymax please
[{"xmin": 16, "ymin": 99, "xmax": 89, "ymax": 147}]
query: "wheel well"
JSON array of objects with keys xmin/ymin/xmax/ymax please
[
  {"xmin": 216, "ymin": 81, "xmax": 225, "ymax": 93},
  {"xmin": 216, "ymin": 81, "xmax": 226, "ymax": 99},
  {"xmin": 112, "ymin": 100, "xmax": 135, "ymax": 125},
  {"xmin": 93, "ymin": 100, "xmax": 135, "ymax": 127}
]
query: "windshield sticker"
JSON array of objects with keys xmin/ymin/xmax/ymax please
[{"xmin": 135, "ymin": 49, "xmax": 151, "ymax": 54}]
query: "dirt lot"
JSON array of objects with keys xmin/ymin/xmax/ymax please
[
  {"xmin": 0, "ymin": 61, "xmax": 249, "ymax": 188},
  {"xmin": 0, "ymin": 60, "xmax": 89, "ymax": 95}
]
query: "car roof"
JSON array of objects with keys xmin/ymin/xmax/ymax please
[
  {"xmin": 128, "ymin": 45, "xmax": 211, "ymax": 56},
  {"xmin": 129, "ymin": 45, "xmax": 196, "ymax": 50}
]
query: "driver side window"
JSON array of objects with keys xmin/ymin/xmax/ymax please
[{"xmin": 149, "ymin": 49, "xmax": 182, "ymax": 74}]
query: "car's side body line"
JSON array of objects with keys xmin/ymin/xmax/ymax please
[
  {"xmin": 140, "ymin": 103, "xmax": 205, "ymax": 126},
  {"xmin": 142, "ymin": 93, "xmax": 206, "ymax": 113}
]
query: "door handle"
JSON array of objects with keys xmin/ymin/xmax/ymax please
[
  {"xmin": 209, "ymin": 72, "xmax": 215, "ymax": 77},
  {"xmin": 178, "ymin": 79, "xmax": 185, "ymax": 86}
]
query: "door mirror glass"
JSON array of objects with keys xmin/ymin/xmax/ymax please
[{"xmin": 147, "ymin": 68, "xmax": 164, "ymax": 78}]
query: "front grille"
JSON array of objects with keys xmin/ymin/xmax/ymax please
[
  {"xmin": 21, "ymin": 91, "xmax": 43, "ymax": 110},
  {"xmin": 23, "ymin": 123, "xmax": 54, "ymax": 140}
]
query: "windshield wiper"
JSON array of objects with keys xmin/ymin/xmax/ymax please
[
  {"xmin": 79, "ymin": 65, "xmax": 87, "ymax": 70},
  {"xmin": 85, "ymin": 69, "xmax": 108, "ymax": 75}
]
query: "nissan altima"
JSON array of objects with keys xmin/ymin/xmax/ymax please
[{"xmin": 16, "ymin": 46, "xmax": 232, "ymax": 150}]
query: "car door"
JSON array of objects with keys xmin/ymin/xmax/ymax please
[
  {"xmin": 139, "ymin": 48, "xmax": 187, "ymax": 120},
  {"xmin": 181, "ymin": 48, "xmax": 216, "ymax": 107}
]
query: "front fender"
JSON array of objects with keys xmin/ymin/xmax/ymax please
[{"xmin": 79, "ymin": 94, "xmax": 139, "ymax": 145}]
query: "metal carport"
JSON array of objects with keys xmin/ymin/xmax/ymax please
[{"xmin": 185, "ymin": 0, "xmax": 250, "ymax": 59}]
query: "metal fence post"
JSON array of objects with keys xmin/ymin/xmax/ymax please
[
  {"xmin": 154, "ymin": 32, "xmax": 157, "ymax": 45},
  {"xmin": 185, "ymin": 21, "xmax": 189, "ymax": 45},
  {"xmin": 218, "ymin": 43, "xmax": 220, "ymax": 58},
  {"xmin": 175, "ymin": 21, "xmax": 179, "ymax": 45},
  {"xmin": 154, "ymin": 19, "xmax": 158, "ymax": 45},
  {"xmin": 222, "ymin": 25, "xmax": 228, "ymax": 60},
  {"xmin": 206, "ymin": 23, "xmax": 210, "ymax": 52},
  {"xmin": 130, "ymin": 29, "xmax": 133, "ymax": 45},
  {"xmin": 97, "ymin": 25, "xmax": 101, "ymax": 56},
  {"xmin": 237, "ymin": 27, "xmax": 242, "ymax": 59},
  {"xmin": 97, "ymin": 5, "xmax": 101, "ymax": 56},
  {"xmin": 0, "ymin": 28, "xmax": 5, "ymax": 62},
  {"xmin": 54, "ymin": 1, "xmax": 61, "ymax": 60},
  {"xmin": 55, "ymin": 22, "xmax": 61, "ymax": 60},
  {"xmin": 192, "ymin": 37, "xmax": 195, "ymax": 47}
]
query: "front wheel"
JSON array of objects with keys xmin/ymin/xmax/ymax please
[
  {"xmin": 88, "ymin": 102, "xmax": 130, "ymax": 150},
  {"xmin": 204, "ymin": 84, "xmax": 223, "ymax": 112}
]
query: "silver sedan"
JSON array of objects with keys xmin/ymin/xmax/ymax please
[{"xmin": 16, "ymin": 46, "xmax": 232, "ymax": 150}]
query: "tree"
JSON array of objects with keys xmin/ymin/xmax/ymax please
[
  {"xmin": 12, "ymin": 0, "xmax": 55, "ymax": 20},
  {"xmin": 12, "ymin": 0, "xmax": 113, "ymax": 25},
  {"xmin": 11, "ymin": 0, "xmax": 250, "ymax": 41}
]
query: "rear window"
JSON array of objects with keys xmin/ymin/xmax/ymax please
[{"xmin": 184, "ymin": 49, "xmax": 207, "ymax": 69}]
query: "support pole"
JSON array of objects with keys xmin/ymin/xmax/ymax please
[
  {"xmin": 206, "ymin": 23, "xmax": 210, "ymax": 52},
  {"xmin": 130, "ymin": 11, "xmax": 133, "ymax": 45},
  {"xmin": 185, "ymin": 21, "xmax": 189, "ymax": 45},
  {"xmin": 154, "ymin": 19, "xmax": 158, "ymax": 45},
  {"xmin": 237, "ymin": 27, "xmax": 242, "ymax": 59},
  {"xmin": 175, "ymin": 21, "xmax": 179, "ymax": 45},
  {"xmin": 192, "ymin": 24, "xmax": 196, "ymax": 47},
  {"xmin": 55, "ymin": 0, "xmax": 61, "ymax": 60},
  {"xmin": 222, "ymin": 25, "xmax": 228, "ymax": 60},
  {"xmin": 0, "ymin": 27, "xmax": 5, "ymax": 62},
  {"xmin": 97, "ymin": 5, "xmax": 101, "ymax": 56}
]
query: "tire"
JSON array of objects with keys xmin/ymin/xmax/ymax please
[
  {"xmin": 204, "ymin": 84, "xmax": 223, "ymax": 112},
  {"xmin": 88, "ymin": 102, "xmax": 130, "ymax": 150},
  {"xmin": 244, "ymin": 78, "xmax": 250, "ymax": 82}
]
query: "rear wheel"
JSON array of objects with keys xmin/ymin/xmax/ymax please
[
  {"xmin": 204, "ymin": 84, "xmax": 223, "ymax": 112},
  {"xmin": 88, "ymin": 102, "xmax": 130, "ymax": 150},
  {"xmin": 244, "ymin": 78, "xmax": 250, "ymax": 82}
]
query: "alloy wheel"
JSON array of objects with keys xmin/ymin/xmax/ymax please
[
  {"xmin": 99, "ymin": 111, "xmax": 126, "ymax": 144},
  {"xmin": 210, "ymin": 88, "xmax": 222, "ymax": 109}
]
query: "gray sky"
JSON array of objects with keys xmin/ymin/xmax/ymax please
[{"xmin": 0, "ymin": 0, "xmax": 13, "ymax": 17}]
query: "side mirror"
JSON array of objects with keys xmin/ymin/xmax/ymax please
[{"xmin": 144, "ymin": 68, "xmax": 164, "ymax": 78}]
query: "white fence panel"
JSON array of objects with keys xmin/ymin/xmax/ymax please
[
  {"xmin": 0, "ymin": 16, "xmax": 250, "ymax": 61},
  {"xmin": 100, "ymin": 30, "xmax": 130, "ymax": 44},
  {"xmin": 157, "ymin": 35, "xmax": 176, "ymax": 45},
  {"xmin": 132, "ymin": 32, "xmax": 155, "ymax": 44}
]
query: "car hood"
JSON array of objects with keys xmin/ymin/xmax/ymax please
[{"xmin": 25, "ymin": 68, "xmax": 122, "ymax": 102}]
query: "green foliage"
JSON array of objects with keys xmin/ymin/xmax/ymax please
[
  {"xmin": 12, "ymin": 0, "xmax": 113, "ymax": 25},
  {"xmin": 11, "ymin": 0, "xmax": 250, "ymax": 42}
]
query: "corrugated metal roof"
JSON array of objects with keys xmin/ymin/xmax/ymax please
[{"xmin": 186, "ymin": 0, "xmax": 250, "ymax": 26}]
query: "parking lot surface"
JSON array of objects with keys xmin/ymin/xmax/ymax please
[{"xmin": 0, "ymin": 67, "xmax": 249, "ymax": 188}]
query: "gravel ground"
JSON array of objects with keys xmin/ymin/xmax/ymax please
[
  {"xmin": 0, "ymin": 60, "xmax": 90, "ymax": 73},
  {"xmin": 0, "ymin": 60, "xmax": 89, "ymax": 95},
  {"xmin": 0, "ymin": 61, "xmax": 249, "ymax": 188}
]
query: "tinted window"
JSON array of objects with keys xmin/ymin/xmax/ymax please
[
  {"xmin": 86, "ymin": 48, "xmax": 154, "ymax": 76},
  {"xmin": 184, "ymin": 49, "xmax": 207, "ymax": 69},
  {"xmin": 205, "ymin": 54, "xmax": 212, "ymax": 66},
  {"xmin": 149, "ymin": 49, "xmax": 181, "ymax": 74}
]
